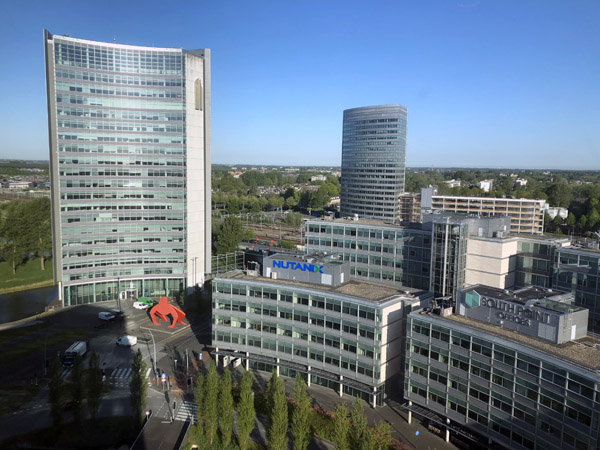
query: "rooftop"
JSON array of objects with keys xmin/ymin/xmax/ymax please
[
  {"xmin": 464, "ymin": 285, "xmax": 578, "ymax": 309},
  {"xmin": 435, "ymin": 313, "xmax": 600, "ymax": 373},
  {"xmin": 306, "ymin": 217, "xmax": 425, "ymax": 230},
  {"xmin": 218, "ymin": 270, "xmax": 426, "ymax": 304}
]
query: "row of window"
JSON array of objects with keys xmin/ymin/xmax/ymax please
[
  {"xmin": 213, "ymin": 299, "xmax": 378, "ymax": 341},
  {"xmin": 213, "ymin": 283, "xmax": 380, "ymax": 321},
  {"xmin": 55, "ymin": 69, "xmax": 184, "ymax": 87},
  {"xmin": 213, "ymin": 330, "xmax": 380, "ymax": 379}
]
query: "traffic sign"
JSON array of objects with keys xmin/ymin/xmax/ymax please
[{"xmin": 162, "ymin": 372, "xmax": 166, "ymax": 382}]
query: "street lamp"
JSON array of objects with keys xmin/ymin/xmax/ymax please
[
  {"xmin": 148, "ymin": 329, "xmax": 156, "ymax": 373},
  {"xmin": 117, "ymin": 276, "xmax": 121, "ymax": 312}
]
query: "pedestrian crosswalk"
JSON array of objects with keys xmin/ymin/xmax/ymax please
[
  {"xmin": 61, "ymin": 366, "xmax": 152, "ymax": 388},
  {"xmin": 173, "ymin": 400, "xmax": 198, "ymax": 423}
]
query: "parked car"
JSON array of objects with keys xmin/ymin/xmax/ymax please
[
  {"xmin": 98, "ymin": 312, "xmax": 115, "ymax": 321},
  {"xmin": 133, "ymin": 301, "xmax": 149, "ymax": 310},
  {"xmin": 116, "ymin": 335, "xmax": 138, "ymax": 347},
  {"xmin": 137, "ymin": 297, "xmax": 155, "ymax": 307}
]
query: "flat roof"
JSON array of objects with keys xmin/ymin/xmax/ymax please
[
  {"xmin": 218, "ymin": 271, "xmax": 425, "ymax": 304},
  {"xmin": 558, "ymin": 245, "xmax": 600, "ymax": 255},
  {"xmin": 431, "ymin": 313, "xmax": 600, "ymax": 372},
  {"xmin": 266, "ymin": 253, "xmax": 345, "ymax": 266},
  {"xmin": 464, "ymin": 285, "xmax": 580, "ymax": 310},
  {"xmin": 306, "ymin": 218, "xmax": 425, "ymax": 230}
]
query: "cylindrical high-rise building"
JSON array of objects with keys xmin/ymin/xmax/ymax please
[
  {"xmin": 340, "ymin": 104, "xmax": 407, "ymax": 221},
  {"xmin": 44, "ymin": 31, "xmax": 211, "ymax": 306}
]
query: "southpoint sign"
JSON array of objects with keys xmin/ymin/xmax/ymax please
[
  {"xmin": 273, "ymin": 260, "xmax": 324, "ymax": 273},
  {"xmin": 465, "ymin": 291, "xmax": 551, "ymax": 327}
]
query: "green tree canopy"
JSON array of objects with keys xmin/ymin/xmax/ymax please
[
  {"xmin": 236, "ymin": 370, "xmax": 255, "ymax": 450},
  {"xmin": 218, "ymin": 368, "xmax": 234, "ymax": 446},
  {"xmin": 204, "ymin": 361, "xmax": 220, "ymax": 444},
  {"xmin": 130, "ymin": 349, "xmax": 148, "ymax": 429},
  {"xmin": 267, "ymin": 372, "xmax": 289, "ymax": 450},
  {"xmin": 214, "ymin": 216, "xmax": 254, "ymax": 254},
  {"xmin": 291, "ymin": 374, "xmax": 311, "ymax": 450}
]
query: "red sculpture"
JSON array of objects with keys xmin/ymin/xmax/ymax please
[{"xmin": 149, "ymin": 296, "xmax": 187, "ymax": 328}]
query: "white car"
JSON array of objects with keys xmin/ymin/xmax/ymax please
[
  {"xmin": 133, "ymin": 301, "xmax": 149, "ymax": 310},
  {"xmin": 116, "ymin": 335, "xmax": 138, "ymax": 347}
]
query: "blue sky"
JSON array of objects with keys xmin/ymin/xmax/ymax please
[{"xmin": 0, "ymin": 0, "xmax": 598, "ymax": 168}]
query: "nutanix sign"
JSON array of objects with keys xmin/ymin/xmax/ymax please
[{"xmin": 272, "ymin": 260, "xmax": 324, "ymax": 273}]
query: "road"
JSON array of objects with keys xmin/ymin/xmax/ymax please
[{"xmin": 0, "ymin": 297, "xmax": 209, "ymax": 443}]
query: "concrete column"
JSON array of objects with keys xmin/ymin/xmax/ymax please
[
  {"xmin": 339, "ymin": 376, "xmax": 343, "ymax": 397},
  {"xmin": 276, "ymin": 358, "xmax": 280, "ymax": 376},
  {"xmin": 446, "ymin": 418, "xmax": 450, "ymax": 443},
  {"xmin": 307, "ymin": 366, "xmax": 311, "ymax": 387},
  {"xmin": 246, "ymin": 352, "xmax": 250, "ymax": 370},
  {"xmin": 408, "ymin": 401, "xmax": 412, "ymax": 424}
]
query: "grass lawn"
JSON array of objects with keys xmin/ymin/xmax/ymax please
[
  {"xmin": 0, "ymin": 257, "xmax": 54, "ymax": 294},
  {"xmin": 0, "ymin": 326, "xmax": 91, "ymax": 369},
  {"xmin": 0, "ymin": 385, "xmax": 41, "ymax": 416}
]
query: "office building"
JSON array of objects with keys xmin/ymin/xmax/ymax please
[
  {"xmin": 340, "ymin": 105, "xmax": 407, "ymax": 221},
  {"xmin": 405, "ymin": 286, "xmax": 599, "ymax": 450},
  {"xmin": 421, "ymin": 187, "xmax": 546, "ymax": 234},
  {"xmin": 554, "ymin": 246, "xmax": 600, "ymax": 332},
  {"xmin": 305, "ymin": 218, "xmax": 432, "ymax": 291},
  {"xmin": 44, "ymin": 31, "xmax": 211, "ymax": 305},
  {"xmin": 306, "ymin": 214, "xmax": 515, "ymax": 298},
  {"xmin": 212, "ymin": 253, "xmax": 431, "ymax": 406}
]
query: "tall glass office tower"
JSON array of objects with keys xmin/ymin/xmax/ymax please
[
  {"xmin": 340, "ymin": 104, "xmax": 407, "ymax": 221},
  {"xmin": 44, "ymin": 31, "xmax": 211, "ymax": 306}
]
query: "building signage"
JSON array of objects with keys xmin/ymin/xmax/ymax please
[
  {"xmin": 479, "ymin": 296, "xmax": 550, "ymax": 326},
  {"xmin": 273, "ymin": 260, "xmax": 324, "ymax": 273}
]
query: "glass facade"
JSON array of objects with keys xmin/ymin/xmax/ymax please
[
  {"xmin": 405, "ymin": 315, "xmax": 600, "ymax": 450},
  {"xmin": 515, "ymin": 240, "xmax": 556, "ymax": 288},
  {"xmin": 305, "ymin": 221, "xmax": 431, "ymax": 290},
  {"xmin": 340, "ymin": 105, "xmax": 407, "ymax": 221},
  {"xmin": 554, "ymin": 248, "xmax": 600, "ymax": 332},
  {"xmin": 430, "ymin": 221, "xmax": 468, "ymax": 298},
  {"xmin": 45, "ymin": 32, "xmax": 210, "ymax": 305}
]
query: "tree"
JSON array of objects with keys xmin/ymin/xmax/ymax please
[
  {"xmin": 204, "ymin": 360, "xmax": 220, "ymax": 444},
  {"xmin": 578, "ymin": 215, "xmax": 588, "ymax": 231},
  {"xmin": 285, "ymin": 212, "xmax": 303, "ymax": 227},
  {"xmin": 350, "ymin": 396, "xmax": 367, "ymax": 450},
  {"xmin": 218, "ymin": 368, "xmax": 234, "ymax": 446},
  {"xmin": 130, "ymin": 349, "xmax": 148, "ymax": 429},
  {"xmin": 236, "ymin": 370, "xmax": 255, "ymax": 450},
  {"xmin": 214, "ymin": 216, "xmax": 253, "ymax": 254},
  {"xmin": 291, "ymin": 374, "xmax": 311, "ymax": 450},
  {"xmin": 48, "ymin": 357, "xmax": 65, "ymax": 430},
  {"xmin": 0, "ymin": 201, "xmax": 28, "ymax": 274},
  {"xmin": 71, "ymin": 354, "xmax": 85, "ymax": 425},
  {"xmin": 588, "ymin": 209, "xmax": 600, "ymax": 230},
  {"xmin": 546, "ymin": 182, "xmax": 572, "ymax": 208},
  {"xmin": 267, "ymin": 372, "xmax": 288, "ymax": 450},
  {"xmin": 86, "ymin": 351, "xmax": 104, "ymax": 421},
  {"xmin": 332, "ymin": 403, "xmax": 350, "ymax": 450},
  {"xmin": 24, "ymin": 198, "xmax": 52, "ymax": 270},
  {"xmin": 194, "ymin": 373, "xmax": 205, "ymax": 434},
  {"xmin": 567, "ymin": 212, "xmax": 576, "ymax": 228},
  {"xmin": 372, "ymin": 421, "xmax": 392, "ymax": 450}
]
